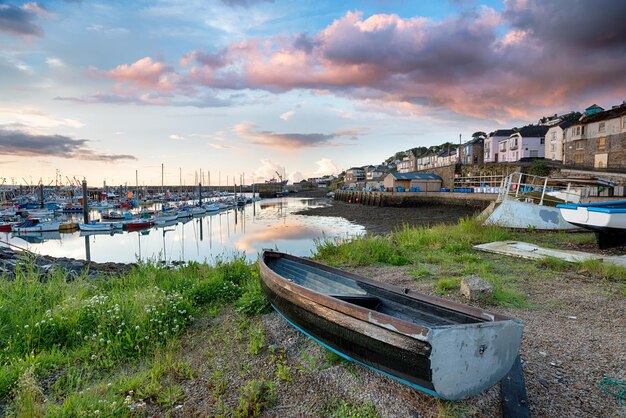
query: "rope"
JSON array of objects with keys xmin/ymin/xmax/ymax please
[{"xmin": 598, "ymin": 377, "xmax": 626, "ymax": 406}]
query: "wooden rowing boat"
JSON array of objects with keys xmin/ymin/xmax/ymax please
[{"xmin": 259, "ymin": 250, "xmax": 523, "ymax": 400}]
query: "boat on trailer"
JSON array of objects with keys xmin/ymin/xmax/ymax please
[
  {"xmin": 259, "ymin": 250, "xmax": 523, "ymax": 400},
  {"xmin": 557, "ymin": 200, "xmax": 626, "ymax": 248}
]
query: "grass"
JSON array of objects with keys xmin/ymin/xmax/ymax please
[
  {"xmin": 325, "ymin": 398, "xmax": 380, "ymax": 418},
  {"xmin": 314, "ymin": 217, "xmax": 536, "ymax": 307},
  {"xmin": 0, "ymin": 254, "xmax": 269, "ymax": 416}
]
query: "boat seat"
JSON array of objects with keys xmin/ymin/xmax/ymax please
[{"xmin": 330, "ymin": 295, "xmax": 381, "ymax": 310}]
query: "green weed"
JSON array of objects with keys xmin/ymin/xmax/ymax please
[
  {"xmin": 235, "ymin": 380, "xmax": 276, "ymax": 418},
  {"xmin": 325, "ymin": 398, "xmax": 379, "ymax": 418},
  {"xmin": 248, "ymin": 323, "xmax": 265, "ymax": 355}
]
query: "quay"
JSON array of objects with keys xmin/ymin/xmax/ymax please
[{"xmin": 333, "ymin": 190, "xmax": 496, "ymax": 208}]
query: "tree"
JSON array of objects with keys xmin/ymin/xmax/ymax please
[{"xmin": 472, "ymin": 131, "xmax": 487, "ymax": 140}]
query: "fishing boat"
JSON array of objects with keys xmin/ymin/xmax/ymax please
[
  {"xmin": 204, "ymin": 203, "xmax": 220, "ymax": 212},
  {"xmin": 0, "ymin": 221, "xmax": 19, "ymax": 232},
  {"xmin": 78, "ymin": 221, "xmax": 123, "ymax": 232},
  {"xmin": 124, "ymin": 219, "xmax": 153, "ymax": 231},
  {"xmin": 176, "ymin": 208, "xmax": 192, "ymax": 219},
  {"xmin": 259, "ymin": 251, "xmax": 523, "ymax": 400},
  {"xmin": 557, "ymin": 200, "xmax": 626, "ymax": 248},
  {"xmin": 101, "ymin": 211, "xmax": 128, "ymax": 220},
  {"xmin": 12, "ymin": 218, "xmax": 61, "ymax": 232},
  {"xmin": 190, "ymin": 206, "xmax": 206, "ymax": 216},
  {"xmin": 154, "ymin": 213, "xmax": 178, "ymax": 224},
  {"xmin": 26, "ymin": 208, "xmax": 54, "ymax": 217},
  {"xmin": 79, "ymin": 229, "xmax": 123, "ymax": 237}
]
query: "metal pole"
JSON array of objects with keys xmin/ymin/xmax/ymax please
[
  {"xmin": 539, "ymin": 176, "xmax": 548, "ymax": 206},
  {"xmin": 39, "ymin": 184, "xmax": 44, "ymax": 208},
  {"xmin": 198, "ymin": 183, "xmax": 202, "ymax": 205},
  {"xmin": 82, "ymin": 179, "xmax": 89, "ymax": 223},
  {"xmin": 515, "ymin": 172, "xmax": 522, "ymax": 198}
]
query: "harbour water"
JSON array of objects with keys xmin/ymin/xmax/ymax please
[{"xmin": 0, "ymin": 198, "xmax": 365, "ymax": 264}]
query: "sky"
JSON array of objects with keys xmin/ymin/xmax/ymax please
[{"xmin": 1, "ymin": 0, "xmax": 625, "ymax": 187}]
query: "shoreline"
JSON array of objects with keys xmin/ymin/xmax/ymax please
[{"xmin": 295, "ymin": 198, "xmax": 479, "ymax": 235}]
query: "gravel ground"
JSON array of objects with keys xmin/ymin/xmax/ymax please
[{"xmin": 141, "ymin": 199, "xmax": 625, "ymax": 417}]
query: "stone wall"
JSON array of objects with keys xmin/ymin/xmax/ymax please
[
  {"xmin": 416, "ymin": 164, "xmax": 458, "ymax": 188},
  {"xmin": 564, "ymin": 132, "xmax": 626, "ymax": 172},
  {"xmin": 334, "ymin": 190, "xmax": 494, "ymax": 209}
]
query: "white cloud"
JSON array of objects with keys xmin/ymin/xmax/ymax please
[
  {"xmin": 169, "ymin": 134, "xmax": 184, "ymax": 140},
  {"xmin": 0, "ymin": 108, "xmax": 84, "ymax": 129},
  {"xmin": 46, "ymin": 57, "xmax": 65, "ymax": 68},
  {"xmin": 208, "ymin": 143, "xmax": 232, "ymax": 149},
  {"xmin": 252, "ymin": 159, "xmax": 285, "ymax": 183},
  {"xmin": 288, "ymin": 171, "xmax": 304, "ymax": 183},
  {"xmin": 313, "ymin": 158, "xmax": 339, "ymax": 176},
  {"xmin": 280, "ymin": 111, "xmax": 295, "ymax": 121}
]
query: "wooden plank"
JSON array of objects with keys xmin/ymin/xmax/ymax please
[{"xmin": 500, "ymin": 355, "xmax": 530, "ymax": 418}]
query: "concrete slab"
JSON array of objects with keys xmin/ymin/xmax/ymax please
[{"xmin": 474, "ymin": 241, "xmax": 626, "ymax": 268}]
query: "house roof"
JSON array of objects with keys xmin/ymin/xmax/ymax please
[
  {"xmin": 463, "ymin": 137, "xmax": 484, "ymax": 145},
  {"xmin": 559, "ymin": 120, "xmax": 577, "ymax": 129},
  {"xmin": 489, "ymin": 129, "xmax": 514, "ymax": 137},
  {"xmin": 579, "ymin": 103, "xmax": 626, "ymax": 124},
  {"xmin": 513, "ymin": 125, "xmax": 549, "ymax": 137},
  {"xmin": 388, "ymin": 172, "xmax": 442, "ymax": 181}
]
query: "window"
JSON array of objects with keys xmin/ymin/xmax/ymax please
[
  {"xmin": 530, "ymin": 150, "xmax": 539, "ymax": 158},
  {"xmin": 499, "ymin": 142, "xmax": 507, "ymax": 152},
  {"xmin": 540, "ymin": 137, "xmax": 545, "ymax": 145},
  {"xmin": 598, "ymin": 122, "xmax": 605, "ymax": 132},
  {"xmin": 551, "ymin": 132, "xmax": 556, "ymax": 140},
  {"xmin": 574, "ymin": 154, "xmax": 584, "ymax": 164},
  {"xmin": 575, "ymin": 126, "xmax": 581, "ymax": 136},
  {"xmin": 551, "ymin": 144, "xmax": 556, "ymax": 152},
  {"xmin": 623, "ymin": 116, "xmax": 626, "ymax": 129},
  {"xmin": 575, "ymin": 140, "xmax": 585, "ymax": 150},
  {"xmin": 597, "ymin": 137, "xmax": 606, "ymax": 151}
]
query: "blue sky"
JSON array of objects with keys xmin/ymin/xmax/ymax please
[{"xmin": 1, "ymin": 0, "xmax": 624, "ymax": 186}]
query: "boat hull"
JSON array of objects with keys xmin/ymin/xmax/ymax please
[
  {"xmin": 558, "ymin": 201, "xmax": 626, "ymax": 248},
  {"xmin": 259, "ymin": 251, "xmax": 523, "ymax": 400}
]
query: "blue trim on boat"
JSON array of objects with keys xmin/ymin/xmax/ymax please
[
  {"xmin": 557, "ymin": 200, "xmax": 626, "ymax": 210},
  {"xmin": 587, "ymin": 207, "xmax": 626, "ymax": 214},
  {"xmin": 271, "ymin": 304, "xmax": 442, "ymax": 399}
]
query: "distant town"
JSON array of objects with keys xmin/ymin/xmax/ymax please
[{"xmin": 300, "ymin": 102, "xmax": 626, "ymax": 192}]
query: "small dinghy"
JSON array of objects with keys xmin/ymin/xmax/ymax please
[
  {"xmin": 557, "ymin": 200, "xmax": 626, "ymax": 248},
  {"xmin": 78, "ymin": 221, "xmax": 122, "ymax": 232},
  {"xmin": 259, "ymin": 250, "xmax": 523, "ymax": 400}
]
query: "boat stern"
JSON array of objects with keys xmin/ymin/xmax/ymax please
[{"xmin": 428, "ymin": 319, "xmax": 523, "ymax": 400}]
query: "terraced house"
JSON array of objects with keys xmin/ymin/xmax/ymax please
[
  {"xmin": 484, "ymin": 130, "xmax": 514, "ymax": 163},
  {"xmin": 498, "ymin": 125, "xmax": 549, "ymax": 162},
  {"xmin": 564, "ymin": 103, "xmax": 626, "ymax": 170}
]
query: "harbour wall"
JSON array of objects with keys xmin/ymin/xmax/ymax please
[{"xmin": 334, "ymin": 190, "xmax": 495, "ymax": 209}]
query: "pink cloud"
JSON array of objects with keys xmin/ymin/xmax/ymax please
[
  {"xmin": 104, "ymin": 57, "xmax": 176, "ymax": 91},
  {"xmin": 79, "ymin": 2, "xmax": 626, "ymax": 122}
]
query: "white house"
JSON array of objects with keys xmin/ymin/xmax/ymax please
[
  {"xmin": 498, "ymin": 125, "xmax": 549, "ymax": 162},
  {"xmin": 484, "ymin": 130, "xmax": 514, "ymax": 163},
  {"xmin": 545, "ymin": 121, "xmax": 577, "ymax": 162}
]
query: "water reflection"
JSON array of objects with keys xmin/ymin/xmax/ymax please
[
  {"xmin": 0, "ymin": 198, "xmax": 363, "ymax": 264},
  {"xmin": 12, "ymin": 231, "xmax": 62, "ymax": 244}
]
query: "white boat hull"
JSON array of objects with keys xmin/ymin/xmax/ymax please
[
  {"xmin": 559, "ymin": 207, "xmax": 626, "ymax": 229},
  {"xmin": 12, "ymin": 221, "xmax": 61, "ymax": 232}
]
